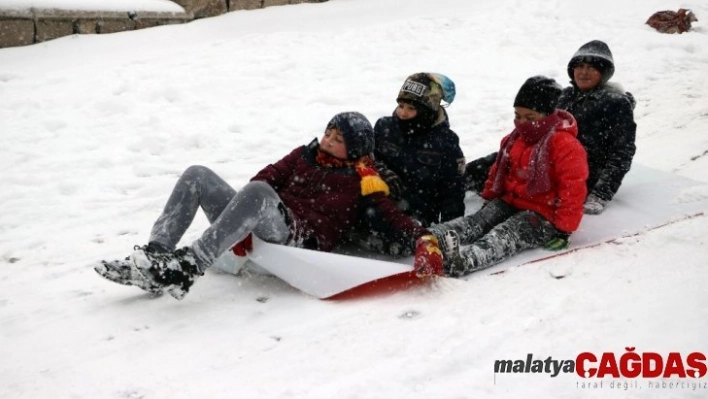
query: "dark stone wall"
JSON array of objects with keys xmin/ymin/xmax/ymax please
[{"xmin": 0, "ymin": 0, "xmax": 329, "ymax": 48}]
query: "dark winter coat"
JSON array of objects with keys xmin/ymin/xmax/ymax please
[
  {"xmin": 251, "ymin": 139, "xmax": 427, "ymax": 251},
  {"xmin": 556, "ymin": 83, "xmax": 636, "ymax": 202},
  {"xmin": 481, "ymin": 110, "xmax": 588, "ymax": 233},
  {"xmin": 374, "ymin": 110, "xmax": 466, "ymax": 226}
]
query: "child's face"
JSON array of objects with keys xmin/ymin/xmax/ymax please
[
  {"xmin": 514, "ymin": 107, "xmax": 546, "ymax": 127},
  {"xmin": 395, "ymin": 101, "xmax": 418, "ymax": 120},
  {"xmin": 573, "ymin": 62, "xmax": 603, "ymax": 92},
  {"xmin": 320, "ymin": 127, "xmax": 348, "ymax": 159}
]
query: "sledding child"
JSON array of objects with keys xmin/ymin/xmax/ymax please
[
  {"xmin": 95, "ymin": 112, "xmax": 444, "ymax": 300},
  {"xmin": 557, "ymin": 40, "xmax": 637, "ymax": 215},
  {"xmin": 350, "ymin": 73, "xmax": 466, "ymax": 256},
  {"xmin": 430, "ymin": 77, "xmax": 589, "ymax": 276}
]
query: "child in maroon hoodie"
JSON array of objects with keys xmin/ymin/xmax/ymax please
[{"xmin": 95, "ymin": 112, "xmax": 443, "ymax": 299}]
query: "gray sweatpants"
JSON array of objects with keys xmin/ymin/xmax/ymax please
[
  {"xmin": 435, "ymin": 198, "xmax": 560, "ymax": 274},
  {"xmin": 149, "ymin": 165, "xmax": 291, "ymax": 272}
]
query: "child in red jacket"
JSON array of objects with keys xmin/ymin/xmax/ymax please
[
  {"xmin": 95, "ymin": 112, "xmax": 443, "ymax": 299},
  {"xmin": 431, "ymin": 77, "xmax": 588, "ymax": 276}
]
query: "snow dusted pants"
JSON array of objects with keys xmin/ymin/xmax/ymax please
[
  {"xmin": 435, "ymin": 198, "xmax": 560, "ymax": 275},
  {"xmin": 148, "ymin": 165, "xmax": 291, "ymax": 272}
]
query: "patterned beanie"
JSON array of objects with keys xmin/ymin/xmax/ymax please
[
  {"xmin": 567, "ymin": 40, "xmax": 615, "ymax": 83},
  {"xmin": 326, "ymin": 111, "xmax": 374, "ymax": 160},
  {"xmin": 513, "ymin": 76, "xmax": 562, "ymax": 115},
  {"xmin": 396, "ymin": 73, "xmax": 456, "ymax": 113}
]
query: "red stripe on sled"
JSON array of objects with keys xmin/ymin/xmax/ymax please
[{"xmin": 324, "ymin": 271, "xmax": 428, "ymax": 300}]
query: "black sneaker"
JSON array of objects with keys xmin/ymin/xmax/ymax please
[{"xmin": 95, "ymin": 245, "xmax": 202, "ymax": 300}]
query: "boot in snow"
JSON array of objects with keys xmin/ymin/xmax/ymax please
[
  {"xmin": 95, "ymin": 245, "xmax": 202, "ymax": 300},
  {"xmin": 436, "ymin": 230, "xmax": 478, "ymax": 277}
]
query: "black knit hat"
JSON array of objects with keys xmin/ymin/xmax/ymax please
[
  {"xmin": 567, "ymin": 40, "xmax": 615, "ymax": 83},
  {"xmin": 326, "ymin": 112, "xmax": 374, "ymax": 160},
  {"xmin": 513, "ymin": 76, "xmax": 562, "ymax": 115}
]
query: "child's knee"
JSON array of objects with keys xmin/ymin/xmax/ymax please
[
  {"xmin": 241, "ymin": 181, "xmax": 277, "ymax": 199},
  {"xmin": 183, "ymin": 165, "xmax": 213, "ymax": 179}
]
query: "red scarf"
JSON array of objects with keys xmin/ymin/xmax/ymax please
[
  {"xmin": 315, "ymin": 150, "xmax": 389, "ymax": 196},
  {"xmin": 491, "ymin": 111, "xmax": 561, "ymax": 196},
  {"xmin": 315, "ymin": 149, "xmax": 353, "ymax": 169}
]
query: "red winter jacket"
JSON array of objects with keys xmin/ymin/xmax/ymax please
[
  {"xmin": 481, "ymin": 110, "xmax": 588, "ymax": 233},
  {"xmin": 251, "ymin": 139, "xmax": 427, "ymax": 251}
]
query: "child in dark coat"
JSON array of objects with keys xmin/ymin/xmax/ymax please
[
  {"xmin": 431, "ymin": 77, "xmax": 588, "ymax": 276},
  {"xmin": 557, "ymin": 40, "xmax": 637, "ymax": 214},
  {"xmin": 351, "ymin": 73, "xmax": 466, "ymax": 256},
  {"xmin": 95, "ymin": 112, "xmax": 444, "ymax": 299}
]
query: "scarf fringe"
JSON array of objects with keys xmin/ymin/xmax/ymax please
[
  {"xmin": 360, "ymin": 174, "xmax": 390, "ymax": 196},
  {"xmin": 356, "ymin": 157, "xmax": 390, "ymax": 196}
]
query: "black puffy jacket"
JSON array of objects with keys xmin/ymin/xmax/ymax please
[
  {"xmin": 557, "ymin": 83, "xmax": 637, "ymax": 201},
  {"xmin": 373, "ymin": 110, "xmax": 466, "ymax": 225}
]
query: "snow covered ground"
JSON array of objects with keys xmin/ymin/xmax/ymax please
[{"xmin": 1, "ymin": 0, "xmax": 707, "ymax": 397}]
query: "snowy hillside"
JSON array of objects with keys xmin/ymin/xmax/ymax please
[{"xmin": 1, "ymin": 0, "xmax": 707, "ymax": 398}]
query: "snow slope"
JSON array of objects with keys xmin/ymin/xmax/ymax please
[{"xmin": 1, "ymin": 0, "xmax": 707, "ymax": 397}]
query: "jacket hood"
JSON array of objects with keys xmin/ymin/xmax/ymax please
[
  {"xmin": 554, "ymin": 109, "xmax": 578, "ymax": 138},
  {"xmin": 567, "ymin": 82, "xmax": 637, "ymax": 110},
  {"xmin": 432, "ymin": 107, "xmax": 450, "ymax": 128},
  {"xmin": 567, "ymin": 40, "xmax": 615, "ymax": 84}
]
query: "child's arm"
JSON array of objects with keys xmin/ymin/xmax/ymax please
[
  {"xmin": 250, "ymin": 146, "xmax": 302, "ymax": 191},
  {"xmin": 552, "ymin": 134, "xmax": 589, "ymax": 233},
  {"xmin": 366, "ymin": 193, "xmax": 429, "ymax": 240}
]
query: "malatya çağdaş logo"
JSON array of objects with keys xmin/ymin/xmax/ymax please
[{"xmin": 494, "ymin": 348, "xmax": 707, "ymax": 379}]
